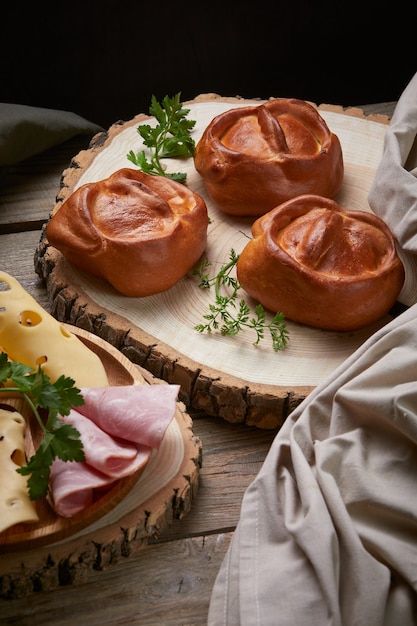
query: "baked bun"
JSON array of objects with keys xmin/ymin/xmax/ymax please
[
  {"xmin": 46, "ymin": 168, "xmax": 208, "ymax": 297},
  {"xmin": 236, "ymin": 195, "xmax": 404, "ymax": 331},
  {"xmin": 194, "ymin": 98, "xmax": 344, "ymax": 217}
]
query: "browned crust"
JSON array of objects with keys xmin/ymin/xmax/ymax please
[
  {"xmin": 34, "ymin": 94, "xmax": 390, "ymax": 430},
  {"xmin": 193, "ymin": 97, "xmax": 344, "ymax": 216}
]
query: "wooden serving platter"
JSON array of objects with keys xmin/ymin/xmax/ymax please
[
  {"xmin": 34, "ymin": 94, "xmax": 401, "ymax": 429},
  {"xmin": 0, "ymin": 325, "xmax": 201, "ymax": 596}
]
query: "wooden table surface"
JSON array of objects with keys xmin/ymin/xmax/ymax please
[{"xmin": 0, "ymin": 101, "xmax": 396, "ymax": 626}]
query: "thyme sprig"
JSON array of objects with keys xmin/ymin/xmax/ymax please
[{"xmin": 194, "ymin": 249, "xmax": 289, "ymax": 351}]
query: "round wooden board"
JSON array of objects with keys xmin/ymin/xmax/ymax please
[
  {"xmin": 35, "ymin": 94, "xmax": 395, "ymax": 430},
  {"xmin": 0, "ymin": 325, "xmax": 202, "ymax": 599}
]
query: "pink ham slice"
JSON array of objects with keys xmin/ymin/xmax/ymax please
[
  {"xmin": 59, "ymin": 408, "xmax": 152, "ymax": 478},
  {"xmin": 50, "ymin": 459, "xmax": 116, "ymax": 517},
  {"xmin": 77, "ymin": 384, "xmax": 180, "ymax": 448},
  {"xmin": 49, "ymin": 383, "xmax": 180, "ymax": 517}
]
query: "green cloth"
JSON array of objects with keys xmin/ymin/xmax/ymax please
[{"xmin": 0, "ymin": 103, "xmax": 103, "ymax": 166}]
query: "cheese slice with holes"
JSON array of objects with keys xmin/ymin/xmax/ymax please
[
  {"xmin": 0, "ymin": 408, "xmax": 39, "ymax": 533},
  {"xmin": 0, "ymin": 271, "xmax": 108, "ymax": 387}
]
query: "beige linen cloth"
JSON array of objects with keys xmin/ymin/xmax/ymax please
[
  {"xmin": 369, "ymin": 72, "xmax": 417, "ymax": 307},
  {"xmin": 208, "ymin": 74, "xmax": 417, "ymax": 625}
]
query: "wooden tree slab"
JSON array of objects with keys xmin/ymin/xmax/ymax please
[
  {"xmin": 0, "ymin": 326, "xmax": 202, "ymax": 599},
  {"xmin": 34, "ymin": 95, "xmax": 394, "ymax": 429}
]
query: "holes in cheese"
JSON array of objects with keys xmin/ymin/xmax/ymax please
[
  {"xmin": 8, "ymin": 413, "xmax": 26, "ymax": 467},
  {"xmin": 0, "ymin": 271, "xmax": 109, "ymax": 388},
  {"xmin": 11, "ymin": 446, "xmax": 25, "ymax": 467},
  {"xmin": 19, "ymin": 310, "xmax": 42, "ymax": 327}
]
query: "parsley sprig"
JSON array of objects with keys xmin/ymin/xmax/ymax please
[
  {"xmin": 127, "ymin": 93, "xmax": 196, "ymax": 184},
  {"xmin": 0, "ymin": 353, "xmax": 85, "ymax": 500},
  {"xmin": 194, "ymin": 249, "xmax": 289, "ymax": 351}
]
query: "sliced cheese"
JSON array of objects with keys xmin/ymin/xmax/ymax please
[
  {"xmin": 0, "ymin": 408, "xmax": 39, "ymax": 532},
  {"xmin": 0, "ymin": 271, "xmax": 108, "ymax": 388}
]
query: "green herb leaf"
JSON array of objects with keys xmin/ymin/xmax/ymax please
[
  {"xmin": 194, "ymin": 249, "xmax": 290, "ymax": 351},
  {"xmin": 17, "ymin": 443, "xmax": 54, "ymax": 501},
  {"xmin": 0, "ymin": 355, "xmax": 85, "ymax": 500},
  {"xmin": 127, "ymin": 92, "xmax": 195, "ymax": 184}
]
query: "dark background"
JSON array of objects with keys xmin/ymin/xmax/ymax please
[{"xmin": 2, "ymin": 1, "xmax": 415, "ymax": 129}]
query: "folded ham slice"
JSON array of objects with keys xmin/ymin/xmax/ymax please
[
  {"xmin": 77, "ymin": 384, "xmax": 180, "ymax": 448},
  {"xmin": 59, "ymin": 408, "xmax": 151, "ymax": 478},
  {"xmin": 49, "ymin": 383, "xmax": 180, "ymax": 517},
  {"xmin": 49, "ymin": 460, "xmax": 116, "ymax": 518}
]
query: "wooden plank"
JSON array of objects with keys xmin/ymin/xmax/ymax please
[
  {"xmin": 0, "ymin": 136, "xmax": 94, "ymax": 233},
  {"xmin": 357, "ymin": 102, "xmax": 395, "ymax": 117},
  {"xmin": 0, "ymin": 231, "xmax": 50, "ymax": 310},
  {"xmin": 0, "ymin": 532, "xmax": 232, "ymax": 625}
]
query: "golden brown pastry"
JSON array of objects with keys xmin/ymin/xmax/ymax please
[
  {"xmin": 236, "ymin": 195, "xmax": 405, "ymax": 331},
  {"xmin": 46, "ymin": 168, "xmax": 209, "ymax": 297},
  {"xmin": 194, "ymin": 98, "xmax": 344, "ymax": 217}
]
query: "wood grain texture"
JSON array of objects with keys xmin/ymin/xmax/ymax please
[
  {"xmin": 34, "ymin": 95, "xmax": 395, "ymax": 429},
  {"xmin": 0, "ymin": 327, "xmax": 202, "ymax": 597},
  {"xmin": 0, "ymin": 532, "xmax": 234, "ymax": 625},
  {"xmin": 0, "ymin": 231, "xmax": 51, "ymax": 310},
  {"xmin": 0, "ymin": 136, "xmax": 94, "ymax": 234},
  {"xmin": 0, "ymin": 414, "xmax": 274, "ymax": 608},
  {"xmin": 0, "ymin": 100, "xmax": 398, "ymax": 624}
]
